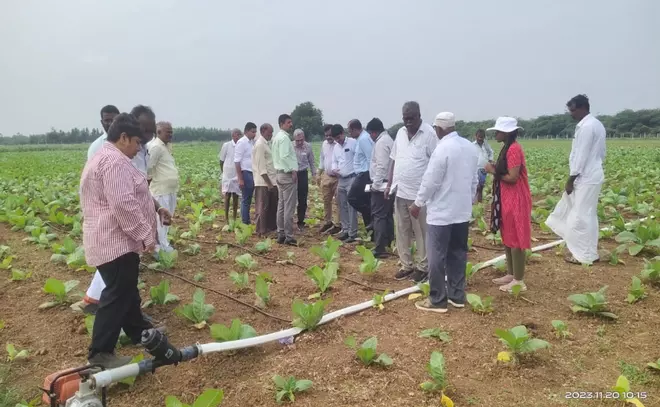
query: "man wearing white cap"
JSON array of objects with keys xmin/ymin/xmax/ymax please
[
  {"xmin": 409, "ymin": 112, "xmax": 478, "ymax": 313},
  {"xmin": 546, "ymin": 94, "xmax": 606, "ymax": 264},
  {"xmin": 385, "ymin": 101, "xmax": 438, "ymax": 283}
]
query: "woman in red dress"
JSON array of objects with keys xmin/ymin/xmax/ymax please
[{"xmin": 484, "ymin": 117, "xmax": 532, "ymax": 293}]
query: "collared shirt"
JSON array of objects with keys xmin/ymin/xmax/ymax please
[
  {"xmin": 390, "ymin": 123, "xmax": 438, "ymax": 200},
  {"xmin": 318, "ymin": 139, "xmax": 336, "ymax": 175},
  {"xmin": 132, "ymin": 147, "xmax": 149, "ymax": 176},
  {"xmin": 271, "ymin": 130, "xmax": 298, "ymax": 172},
  {"xmin": 414, "ymin": 132, "xmax": 479, "ymax": 226},
  {"xmin": 234, "ymin": 136, "xmax": 255, "ymax": 172},
  {"xmin": 332, "ymin": 137, "xmax": 357, "ymax": 178},
  {"xmin": 80, "ymin": 143, "xmax": 157, "ymax": 266},
  {"xmin": 252, "ymin": 135, "xmax": 277, "ymax": 187},
  {"xmin": 369, "ymin": 131, "xmax": 393, "ymax": 192},
  {"xmin": 353, "ymin": 130, "xmax": 374, "ymax": 173},
  {"xmin": 86, "ymin": 132, "xmax": 148, "ymax": 175},
  {"xmin": 570, "ymin": 113, "xmax": 606, "ymax": 185},
  {"xmin": 146, "ymin": 137, "xmax": 180, "ymax": 196},
  {"xmin": 219, "ymin": 140, "xmax": 238, "ymax": 180},
  {"xmin": 295, "ymin": 141, "xmax": 317, "ymax": 176},
  {"xmin": 473, "ymin": 140, "xmax": 494, "ymax": 169},
  {"xmin": 87, "ymin": 132, "xmax": 107, "ymax": 161}
]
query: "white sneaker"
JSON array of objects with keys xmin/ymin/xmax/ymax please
[
  {"xmin": 492, "ymin": 274, "xmax": 514, "ymax": 285},
  {"xmin": 448, "ymin": 299, "xmax": 464, "ymax": 308},
  {"xmin": 499, "ymin": 280, "xmax": 527, "ymax": 293}
]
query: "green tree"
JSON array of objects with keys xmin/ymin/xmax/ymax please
[{"xmin": 291, "ymin": 101, "xmax": 324, "ymax": 139}]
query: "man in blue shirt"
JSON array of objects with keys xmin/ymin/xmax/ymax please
[{"xmin": 347, "ymin": 119, "xmax": 374, "ymax": 235}]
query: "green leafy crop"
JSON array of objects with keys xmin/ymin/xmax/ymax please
[
  {"xmin": 567, "ymin": 286, "xmax": 618, "ymax": 319},
  {"xmin": 143, "ymin": 280, "xmax": 180, "ymax": 308},
  {"xmin": 272, "ymin": 375, "xmax": 312, "ymax": 404},
  {"xmin": 344, "ymin": 336, "xmax": 393, "ymax": 367},
  {"xmin": 305, "ymin": 262, "xmax": 338, "ymax": 298},
  {"xmin": 175, "ymin": 289, "xmax": 215, "ymax": 327},
  {"xmin": 209, "ymin": 319, "xmax": 257, "ymax": 342}
]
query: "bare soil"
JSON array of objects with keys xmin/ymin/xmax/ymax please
[{"xmin": 1, "ymin": 218, "xmax": 659, "ymax": 407}]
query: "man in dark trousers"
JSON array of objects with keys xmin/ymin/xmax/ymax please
[
  {"xmin": 366, "ymin": 118, "xmax": 394, "ymax": 257},
  {"xmin": 347, "ymin": 119, "xmax": 373, "ymax": 235},
  {"xmin": 80, "ymin": 113, "xmax": 160, "ymax": 368}
]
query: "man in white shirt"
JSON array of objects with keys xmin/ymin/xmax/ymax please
[
  {"xmin": 330, "ymin": 124, "xmax": 358, "ymax": 243},
  {"xmin": 410, "ymin": 112, "xmax": 478, "ymax": 313},
  {"xmin": 473, "ymin": 129, "xmax": 494, "ymax": 203},
  {"xmin": 385, "ymin": 102, "xmax": 438, "ymax": 283},
  {"xmin": 219, "ymin": 129, "xmax": 242, "ymax": 222},
  {"xmin": 234, "ymin": 122, "xmax": 258, "ymax": 224},
  {"xmin": 87, "ymin": 105, "xmax": 120, "ymax": 160},
  {"xmin": 317, "ymin": 124, "xmax": 341, "ymax": 235},
  {"xmin": 366, "ymin": 118, "xmax": 394, "ymax": 258},
  {"xmin": 147, "ymin": 122, "xmax": 179, "ymax": 254},
  {"xmin": 252, "ymin": 123, "xmax": 278, "ymax": 237},
  {"xmin": 546, "ymin": 94, "xmax": 606, "ymax": 265}
]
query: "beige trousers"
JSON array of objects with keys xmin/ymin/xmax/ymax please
[{"xmin": 394, "ymin": 196, "xmax": 428, "ymax": 272}]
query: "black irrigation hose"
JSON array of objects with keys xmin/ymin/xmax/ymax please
[
  {"xmin": 149, "ymin": 265, "xmax": 292, "ymax": 323},
  {"xmin": 180, "ymin": 236, "xmax": 390, "ymax": 292}
]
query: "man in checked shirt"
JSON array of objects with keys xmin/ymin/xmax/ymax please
[{"xmin": 80, "ymin": 113, "xmax": 165, "ymax": 368}]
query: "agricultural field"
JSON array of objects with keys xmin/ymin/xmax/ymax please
[{"xmin": 1, "ymin": 139, "xmax": 659, "ymax": 407}]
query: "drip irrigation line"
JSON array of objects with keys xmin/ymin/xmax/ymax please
[
  {"xmin": 180, "ymin": 236, "xmax": 389, "ymax": 292},
  {"xmin": 471, "ymin": 243, "xmax": 502, "ymax": 251},
  {"xmin": 151, "ymin": 266, "xmax": 292, "ymax": 323}
]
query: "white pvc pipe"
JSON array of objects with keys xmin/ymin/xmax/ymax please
[
  {"xmin": 94, "ymin": 364, "xmax": 141, "ymax": 388},
  {"xmin": 91, "ymin": 216, "xmax": 651, "ymax": 388},
  {"xmin": 199, "ymin": 285, "xmax": 420, "ymax": 354}
]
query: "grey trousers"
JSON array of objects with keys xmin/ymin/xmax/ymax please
[
  {"xmin": 427, "ymin": 222, "xmax": 469, "ymax": 307},
  {"xmin": 394, "ymin": 196, "xmax": 428, "ymax": 272},
  {"xmin": 276, "ymin": 172, "xmax": 297, "ymax": 239},
  {"xmin": 337, "ymin": 175, "xmax": 358, "ymax": 238}
]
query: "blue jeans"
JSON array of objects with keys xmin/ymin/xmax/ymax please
[
  {"xmin": 240, "ymin": 170, "xmax": 254, "ymax": 224},
  {"xmin": 337, "ymin": 175, "xmax": 358, "ymax": 238}
]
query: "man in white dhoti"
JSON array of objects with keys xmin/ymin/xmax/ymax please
[
  {"xmin": 147, "ymin": 121, "xmax": 179, "ymax": 254},
  {"xmin": 545, "ymin": 94, "xmax": 606, "ymax": 264},
  {"xmin": 219, "ymin": 129, "xmax": 242, "ymax": 222}
]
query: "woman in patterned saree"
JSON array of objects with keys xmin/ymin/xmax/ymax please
[{"xmin": 484, "ymin": 117, "xmax": 532, "ymax": 293}]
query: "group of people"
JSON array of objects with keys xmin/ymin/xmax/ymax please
[{"xmin": 75, "ymin": 93, "xmax": 606, "ymax": 367}]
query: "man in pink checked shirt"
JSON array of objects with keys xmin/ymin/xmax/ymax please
[{"xmin": 80, "ymin": 113, "xmax": 163, "ymax": 368}]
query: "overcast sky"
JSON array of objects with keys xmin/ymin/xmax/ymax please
[{"xmin": 1, "ymin": 0, "xmax": 658, "ymax": 136}]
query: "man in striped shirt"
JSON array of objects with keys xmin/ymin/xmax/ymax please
[
  {"xmin": 78, "ymin": 105, "xmax": 169, "ymax": 317},
  {"xmin": 80, "ymin": 113, "xmax": 162, "ymax": 368}
]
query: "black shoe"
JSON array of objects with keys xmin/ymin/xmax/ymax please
[
  {"xmin": 326, "ymin": 225, "xmax": 342, "ymax": 235},
  {"xmin": 297, "ymin": 223, "xmax": 305, "ymax": 230},
  {"xmin": 142, "ymin": 311, "xmax": 157, "ymax": 325},
  {"xmin": 277, "ymin": 235, "xmax": 286, "ymax": 244},
  {"xmin": 394, "ymin": 268, "xmax": 414, "ymax": 281},
  {"xmin": 335, "ymin": 232, "xmax": 348, "ymax": 241},
  {"xmin": 409, "ymin": 269, "xmax": 429, "ymax": 283},
  {"xmin": 82, "ymin": 302, "xmax": 99, "ymax": 315},
  {"xmin": 343, "ymin": 236, "xmax": 357, "ymax": 244},
  {"xmin": 284, "ymin": 238, "xmax": 298, "ymax": 246},
  {"xmin": 372, "ymin": 250, "xmax": 390, "ymax": 259},
  {"xmin": 319, "ymin": 223, "xmax": 333, "ymax": 234}
]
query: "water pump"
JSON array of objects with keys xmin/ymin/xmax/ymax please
[{"xmin": 43, "ymin": 329, "xmax": 201, "ymax": 407}]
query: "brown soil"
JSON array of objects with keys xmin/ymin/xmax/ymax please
[{"xmin": 1, "ymin": 217, "xmax": 659, "ymax": 407}]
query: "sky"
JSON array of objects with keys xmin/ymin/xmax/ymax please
[{"xmin": 1, "ymin": 0, "xmax": 659, "ymax": 136}]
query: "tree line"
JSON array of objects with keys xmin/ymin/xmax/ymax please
[{"xmin": 1, "ymin": 103, "xmax": 658, "ymax": 145}]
